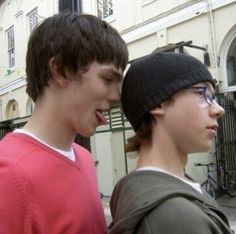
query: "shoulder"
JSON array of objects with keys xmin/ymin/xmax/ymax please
[
  {"xmin": 0, "ymin": 132, "xmax": 43, "ymax": 160},
  {"xmin": 142, "ymin": 197, "xmax": 218, "ymax": 234},
  {"xmin": 150, "ymin": 196, "xmax": 206, "ymax": 217}
]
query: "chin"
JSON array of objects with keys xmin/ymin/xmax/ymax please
[
  {"xmin": 198, "ymin": 144, "xmax": 212, "ymax": 152},
  {"xmin": 189, "ymin": 143, "xmax": 212, "ymax": 154},
  {"xmin": 84, "ymin": 129, "xmax": 96, "ymax": 138},
  {"xmin": 79, "ymin": 132, "xmax": 94, "ymax": 138},
  {"xmin": 76, "ymin": 128, "xmax": 96, "ymax": 138}
]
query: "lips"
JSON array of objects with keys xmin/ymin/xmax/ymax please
[
  {"xmin": 206, "ymin": 125, "xmax": 218, "ymax": 135},
  {"xmin": 95, "ymin": 110, "xmax": 108, "ymax": 125}
]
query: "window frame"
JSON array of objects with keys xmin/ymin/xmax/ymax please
[
  {"xmin": 97, "ymin": 0, "xmax": 114, "ymax": 20},
  {"xmin": 226, "ymin": 37, "xmax": 236, "ymax": 87},
  {"xmin": 220, "ymin": 29, "xmax": 236, "ymax": 92},
  {"xmin": 27, "ymin": 7, "xmax": 38, "ymax": 35},
  {"xmin": 6, "ymin": 26, "xmax": 15, "ymax": 68}
]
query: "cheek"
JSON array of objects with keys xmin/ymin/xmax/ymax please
[
  {"xmin": 171, "ymin": 107, "xmax": 192, "ymax": 124},
  {"xmin": 84, "ymin": 83, "xmax": 107, "ymax": 100},
  {"xmin": 174, "ymin": 100, "xmax": 200, "ymax": 122},
  {"xmin": 166, "ymin": 107, "xmax": 197, "ymax": 135}
]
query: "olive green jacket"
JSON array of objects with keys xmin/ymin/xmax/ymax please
[{"xmin": 108, "ymin": 170, "xmax": 233, "ymax": 234}]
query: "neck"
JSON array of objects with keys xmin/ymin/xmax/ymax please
[
  {"xmin": 137, "ymin": 138, "xmax": 188, "ymax": 179},
  {"xmin": 23, "ymin": 102, "xmax": 76, "ymax": 151}
]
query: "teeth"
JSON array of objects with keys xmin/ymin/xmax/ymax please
[{"xmin": 210, "ymin": 126, "xmax": 217, "ymax": 132}]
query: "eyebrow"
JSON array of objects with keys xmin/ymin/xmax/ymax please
[
  {"xmin": 100, "ymin": 68, "xmax": 123, "ymax": 81},
  {"xmin": 192, "ymin": 83, "xmax": 215, "ymax": 92}
]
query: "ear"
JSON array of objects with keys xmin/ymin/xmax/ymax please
[
  {"xmin": 49, "ymin": 58, "xmax": 67, "ymax": 87},
  {"xmin": 150, "ymin": 106, "xmax": 165, "ymax": 117}
]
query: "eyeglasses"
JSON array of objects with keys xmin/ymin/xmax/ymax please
[{"xmin": 184, "ymin": 86, "xmax": 216, "ymax": 106}]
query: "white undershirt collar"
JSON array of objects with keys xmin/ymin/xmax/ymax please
[
  {"xmin": 137, "ymin": 166, "xmax": 202, "ymax": 194},
  {"xmin": 14, "ymin": 129, "xmax": 76, "ymax": 161}
]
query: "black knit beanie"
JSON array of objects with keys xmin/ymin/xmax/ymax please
[{"xmin": 121, "ymin": 52, "xmax": 215, "ymax": 132}]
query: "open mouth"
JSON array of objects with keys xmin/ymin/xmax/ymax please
[{"xmin": 207, "ymin": 125, "xmax": 218, "ymax": 134}]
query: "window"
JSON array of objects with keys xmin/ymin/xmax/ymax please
[
  {"xmin": 219, "ymin": 27, "xmax": 236, "ymax": 91},
  {"xmin": 27, "ymin": 8, "xmax": 38, "ymax": 34},
  {"xmin": 6, "ymin": 26, "xmax": 15, "ymax": 68},
  {"xmin": 5, "ymin": 100, "xmax": 19, "ymax": 119},
  {"xmin": 59, "ymin": 0, "xmax": 83, "ymax": 13},
  {"xmin": 227, "ymin": 37, "xmax": 236, "ymax": 87},
  {"xmin": 97, "ymin": 0, "xmax": 113, "ymax": 19}
]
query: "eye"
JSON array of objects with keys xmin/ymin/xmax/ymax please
[
  {"xmin": 193, "ymin": 88, "xmax": 206, "ymax": 101},
  {"xmin": 195, "ymin": 89, "xmax": 204, "ymax": 96},
  {"xmin": 105, "ymin": 78, "xmax": 112, "ymax": 82},
  {"xmin": 103, "ymin": 76, "xmax": 113, "ymax": 84}
]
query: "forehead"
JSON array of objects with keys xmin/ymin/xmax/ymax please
[{"xmin": 93, "ymin": 62, "xmax": 123, "ymax": 81}]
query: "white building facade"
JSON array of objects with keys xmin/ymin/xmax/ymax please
[{"xmin": 0, "ymin": 0, "xmax": 236, "ymax": 195}]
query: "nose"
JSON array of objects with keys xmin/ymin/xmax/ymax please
[
  {"xmin": 109, "ymin": 85, "xmax": 121, "ymax": 103},
  {"xmin": 210, "ymin": 101, "xmax": 225, "ymax": 119}
]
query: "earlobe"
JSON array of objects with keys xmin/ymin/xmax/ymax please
[{"xmin": 150, "ymin": 106, "xmax": 165, "ymax": 116}]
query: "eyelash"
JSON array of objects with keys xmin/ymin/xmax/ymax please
[
  {"xmin": 195, "ymin": 90, "xmax": 204, "ymax": 95},
  {"xmin": 104, "ymin": 77, "xmax": 113, "ymax": 83}
]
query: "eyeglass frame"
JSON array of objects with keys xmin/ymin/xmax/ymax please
[{"xmin": 183, "ymin": 86, "xmax": 216, "ymax": 106}]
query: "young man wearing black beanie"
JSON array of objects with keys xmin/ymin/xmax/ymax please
[{"xmin": 108, "ymin": 52, "xmax": 233, "ymax": 234}]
